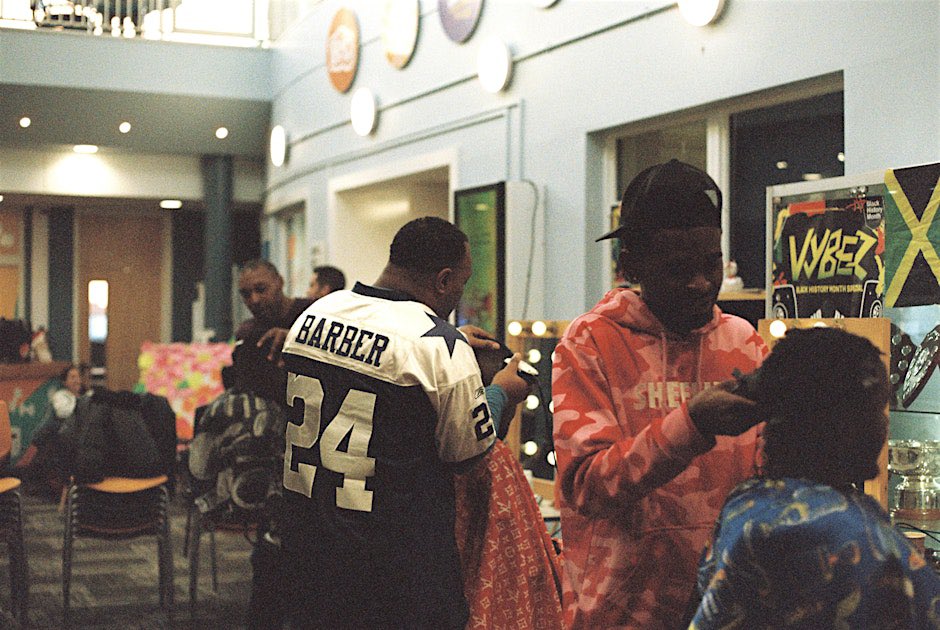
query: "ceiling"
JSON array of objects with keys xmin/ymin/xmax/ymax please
[{"xmin": 1, "ymin": 82, "xmax": 270, "ymax": 158}]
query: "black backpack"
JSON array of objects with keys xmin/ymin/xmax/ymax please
[
  {"xmin": 188, "ymin": 390, "xmax": 287, "ymax": 514},
  {"xmin": 0, "ymin": 319, "xmax": 31, "ymax": 363}
]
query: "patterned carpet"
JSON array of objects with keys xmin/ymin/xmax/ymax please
[{"xmin": 0, "ymin": 489, "xmax": 257, "ymax": 629}]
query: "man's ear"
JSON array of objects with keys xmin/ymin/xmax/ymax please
[{"xmin": 434, "ymin": 267, "xmax": 453, "ymax": 295}]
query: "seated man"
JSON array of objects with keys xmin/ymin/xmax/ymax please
[{"xmin": 691, "ymin": 327, "xmax": 940, "ymax": 629}]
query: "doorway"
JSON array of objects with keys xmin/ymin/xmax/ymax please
[
  {"xmin": 77, "ymin": 211, "xmax": 166, "ymax": 391},
  {"xmin": 331, "ymin": 165, "xmax": 450, "ymax": 287}
]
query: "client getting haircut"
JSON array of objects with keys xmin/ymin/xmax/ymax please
[{"xmin": 756, "ymin": 327, "xmax": 890, "ymax": 484}]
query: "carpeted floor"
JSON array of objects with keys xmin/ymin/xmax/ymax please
[{"xmin": 0, "ymin": 490, "xmax": 257, "ymax": 629}]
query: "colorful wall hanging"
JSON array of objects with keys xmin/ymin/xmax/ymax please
[{"xmin": 327, "ymin": 7, "xmax": 360, "ymax": 93}]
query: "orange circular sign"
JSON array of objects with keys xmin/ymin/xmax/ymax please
[{"xmin": 326, "ymin": 8, "xmax": 359, "ymax": 93}]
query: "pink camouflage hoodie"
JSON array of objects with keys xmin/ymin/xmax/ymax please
[{"xmin": 552, "ymin": 288, "xmax": 767, "ymax": 629}]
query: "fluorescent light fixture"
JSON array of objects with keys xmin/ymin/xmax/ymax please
[
  {"xmin": 477, "ymin": 37, "xmax": 512, "ymax": 93},
  {"xmin": 776, "ymin": 160, "xmax": 788, "ymax": 170},
  {"xmin": 160, "ymin": 199, "xmax": 183, "ymax": 209},
  {"xmin": 350, "ymin": 88, "xmax": 377, "ymax": 136},
  {"xmin": 18, "ymin": 117, "xmax": 31, "ymax": 128},
  {"xmin": 269, "ymin": 125, "xmax": 287, "ymax": 166},
  {"xmin": 678, "ymin": 0, "xmax": 726, "ymax": 26},
  {"xmin": 215, "ymin": 127, "xmax": 229, "ymax": 139},
  {"xmin": 73, "ymin": 144, "xmax": 98, "ymax": 154},
  {"xmin": 119, "ymin": 121, "xmax": 132, "ymax": 133}
]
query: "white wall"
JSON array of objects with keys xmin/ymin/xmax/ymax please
[{"xmin": 268, "ymin": 0, "xmax": 940, "ymax": 320}]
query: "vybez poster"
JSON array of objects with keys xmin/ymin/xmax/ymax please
[{"xmin": 771, "ymin": 196, "xmax": 885, "ymax": 318}]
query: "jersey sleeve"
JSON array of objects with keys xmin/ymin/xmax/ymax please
[{"xmin": 551, "ymin": 321, "xmax": 716, "ymax": 518}]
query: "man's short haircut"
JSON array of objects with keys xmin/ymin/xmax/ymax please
[
  {"xmin": 757, "ymin": 327, "xmax": 888, "ymax": 481},
  {"xmin": 389, "ymin": 217, "xmax": 468, "ymax": 274},
  {"xmin": 239, "ymin": 259, "xmax": 281, "ymax": 279},
  {"xmin": 314, "ymin": 265, "xmax": 346, "ymax": 291}
]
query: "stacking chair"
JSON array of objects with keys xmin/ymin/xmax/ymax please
[
  {"xmin": 62, "ymin": 475, "xmax": 173, "ymax": 623},
  {"xmin": 0, "ymin": 401, "xmax": 28, "ymax": 626}
]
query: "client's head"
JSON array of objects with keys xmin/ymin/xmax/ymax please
[{"xmin": 757, "ymin": 327, "xmax": 890, "ymax": 486}]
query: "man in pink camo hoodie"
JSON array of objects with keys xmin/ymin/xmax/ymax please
[{"xmin": 552, "ymin": 159, "xmax": 768, "ymax": 629}]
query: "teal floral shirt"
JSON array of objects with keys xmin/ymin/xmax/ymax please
[{"xmin": 692, "ymin": 477, "xmax": 940, "ymax": 629}]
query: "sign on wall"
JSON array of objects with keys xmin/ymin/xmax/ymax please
[
  {"xmin": 770, "ymin": 194, "xmax": 885, "ymax": 319},
  {"xmin": 383, "ymin": 0, "xmax": 420, "ymax": 69},
  {"xmin": 327, "ymin": 8, "xmax": 360, "ymax": 93},
  {"xmin": 438, "ymin": 0, "xmax": 483, "ymax": 43}
]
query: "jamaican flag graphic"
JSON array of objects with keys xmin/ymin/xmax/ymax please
[{"xmin": 884, "ymin": 162, "xmax": 940, "ymax": 307}]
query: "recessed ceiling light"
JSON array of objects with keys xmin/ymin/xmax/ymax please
[
  {"xmin": 73, "ymin": 144, "xmax": 98, "ymax": 154},
  {"xmin": 160, "ymin": 199, "xmax": 183, "ymax": 209},
  {"xmin": 18, "ymin": 117, "xmax": 31, "ymax": 128},
  {"xmin": 119, "ymin": 121, "xmax": 132, "ymax": 133},
  {"xmin": 215, "ymin": 127, "xmax": 229, "ymax": 139}
]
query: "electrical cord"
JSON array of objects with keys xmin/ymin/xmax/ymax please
[
  {"xmin": 519, "ymin": 179, "xmax": 539, "ymax": 320},
  {"xmin": 894, "ymin": 522, "xmax": 940, "ymax": 546}
]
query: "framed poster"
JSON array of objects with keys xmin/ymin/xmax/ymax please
[
  {"xmin": 767, "ymin": 173, "xmax": 886, "ymax": 319},
  {"xmin": 454, "ymin": 183, "xmax": 505, "ymax": 340}
]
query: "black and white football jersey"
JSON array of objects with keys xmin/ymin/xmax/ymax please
[{"xmin": 279, "ymin": 282, "xmax": 495, "ymax": 629}]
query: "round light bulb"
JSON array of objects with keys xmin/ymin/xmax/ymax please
[
  {"xmin": 525, "ymin": 395, "xmax": 539, "ymax": 410},
  {"xmin": 19, "ymin": 117, "xmax": 31, "ymax": 128},
  {"xmin": 546, "ymin": 451, "xmax": 556, "ymax": 466},
  {"xmin": 678, "ymin": 0, "xmax": 726, "ymax": 26},
  {"xmin": 119, "ymin": 121, "xmax": 132, "ymax": 133},
  {"xmin": 531, "ymin": 321, "xmax": 547, "ymax": 336},
  {"xmin": 350, "ymin": 87, "xmax": 377, "ymax": 136},
  {"xmin": 270, "ymin": 125, "xmax": 287, "ymax": 167},
  {"xmin": 507, "ymin": 321, "xmax": 523, "ymax": 337},
  {"xmin": 215, "ymin": 127, "xmax": 229, "ymax": 139},
  {"xmin": 768, "ymin": 319, "xmax": 788, "ymax": 338},
  {"xmin": 476, "ymin": 37, "xmax": 512, "ymax": 93},
  {"xmin": 523, "ymin": 441, "xmax": 539, "ymax": 457},
  {"xmin": 527, "ymin": 349, "xmax": 541, "ymax": 364}
]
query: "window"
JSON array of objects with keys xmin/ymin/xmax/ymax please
[{"xmin": 612, "ymin": 81, "xmax": 844, "ymax": 291}]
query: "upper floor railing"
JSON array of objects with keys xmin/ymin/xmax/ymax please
[{"xmin": 0, "ymin": 0, "xmax": 269, "ymax": 47}]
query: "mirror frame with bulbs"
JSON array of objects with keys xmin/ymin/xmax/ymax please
[{"xmin": 504, "ymin": 319, "xmax": 569, "ymax": 502}]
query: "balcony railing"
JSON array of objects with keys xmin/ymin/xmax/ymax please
[{"xmin": 0, "ymin": 0, "xmax": 268, "ymax": 46}]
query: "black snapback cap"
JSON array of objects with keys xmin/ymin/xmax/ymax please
[{"xmin": 596, "ymin": 159, "xmax": 723, "ymax": 242}]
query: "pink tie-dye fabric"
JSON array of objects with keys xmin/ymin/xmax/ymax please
[{"xmin": 552, "ymin": 289, "xmax": 767, "ymax": 629}]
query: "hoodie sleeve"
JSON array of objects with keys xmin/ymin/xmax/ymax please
[{"xmin": 551, "ymin": 318, "xmax": 717, "ymax": 518}]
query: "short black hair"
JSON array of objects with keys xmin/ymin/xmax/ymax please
[
  {"xmin": 389, "ymin": 217, "xmax": 468, "ymax": 274},
  {"xmin": 757, "ymin": 327, "xmax": 888, "ymax": 483},
  {"xmin": 314, "ymin": 265, "xmax": 346, "ymax": 291},
  {"xmin": 239, "ymin": 259, "xmax": 281, "ymax": 279}
]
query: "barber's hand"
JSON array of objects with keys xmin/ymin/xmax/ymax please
[
  {"xmin": 688, "ymin": 380, "xmax": 760, "ymax": 437},
  {"xmin": 459, "ymin": 325, "xmax": 501, "ymax": 351},
  {"xmin": 257, "ymin": 327, "xmax": 290, "ymax": 365},
  {"xmin": 492, "ymin": 354, "xmax": 531, "ymax": 407}
]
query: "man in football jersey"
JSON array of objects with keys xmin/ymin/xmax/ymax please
[{"xmin": 279, "ymin": 216, "xmax": 530, "ymax": 629}]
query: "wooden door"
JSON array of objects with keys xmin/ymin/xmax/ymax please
[{"xmin": 78, "ymin": 212, "xmax": 164, "ymax": 392}]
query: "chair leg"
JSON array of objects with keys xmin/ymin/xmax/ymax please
[
  {"xmin": 182, "ymin": 504, "xmax": 192, "ymax": 557},
  {"xmin": 62, "ymin": 486, "xmax": 74, "ymax": 625},
  {"xmin": 209, "ymin": 529, "xmax": 218, "ymax": 592},
  {"xmin": 158, "ymin": 487, "xmax": 174, "ymax": 612},
  {"xmin": 10, "ymin": 490, "xmax": 29, "ymax": 627},
  {"xmin": 188, "ymin": 509, "xmax": 201, "ymax": 618}
]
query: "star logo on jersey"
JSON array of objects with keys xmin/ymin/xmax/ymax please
[{"xmin": 421, "ymin": 313, "xmax": 468, "ymax": 357}]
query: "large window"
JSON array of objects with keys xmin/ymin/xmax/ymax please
[{"xmin": 612, "ymin": 82, "xmax": 844, "ymax": 292}]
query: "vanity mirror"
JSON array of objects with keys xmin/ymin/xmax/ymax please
[{"xmin": 504, "ymin": 319, "xmax": 569, "ymax": 500}]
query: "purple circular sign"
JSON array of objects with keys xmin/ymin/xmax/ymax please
[{"xmin": 438, "ymin": 0, "xmax": 483, "ymax": 44}]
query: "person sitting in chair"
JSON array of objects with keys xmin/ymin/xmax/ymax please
[{"xmin": 690, "ymin": 327, "xmax": 940, "ymax": 629}]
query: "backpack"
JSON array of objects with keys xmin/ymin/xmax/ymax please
[{"xmin": 188, "ymin": 390, "xmax": 287, "ymax": 514}]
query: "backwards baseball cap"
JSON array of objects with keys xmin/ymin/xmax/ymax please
[{"xmin": 596, "ymin": 158, "xmax": 722, "ymax": 242}]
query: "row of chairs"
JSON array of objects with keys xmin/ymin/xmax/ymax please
[{"xmin": 0, "ymin": 399, "xmax": 240, "ymax": 626}]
